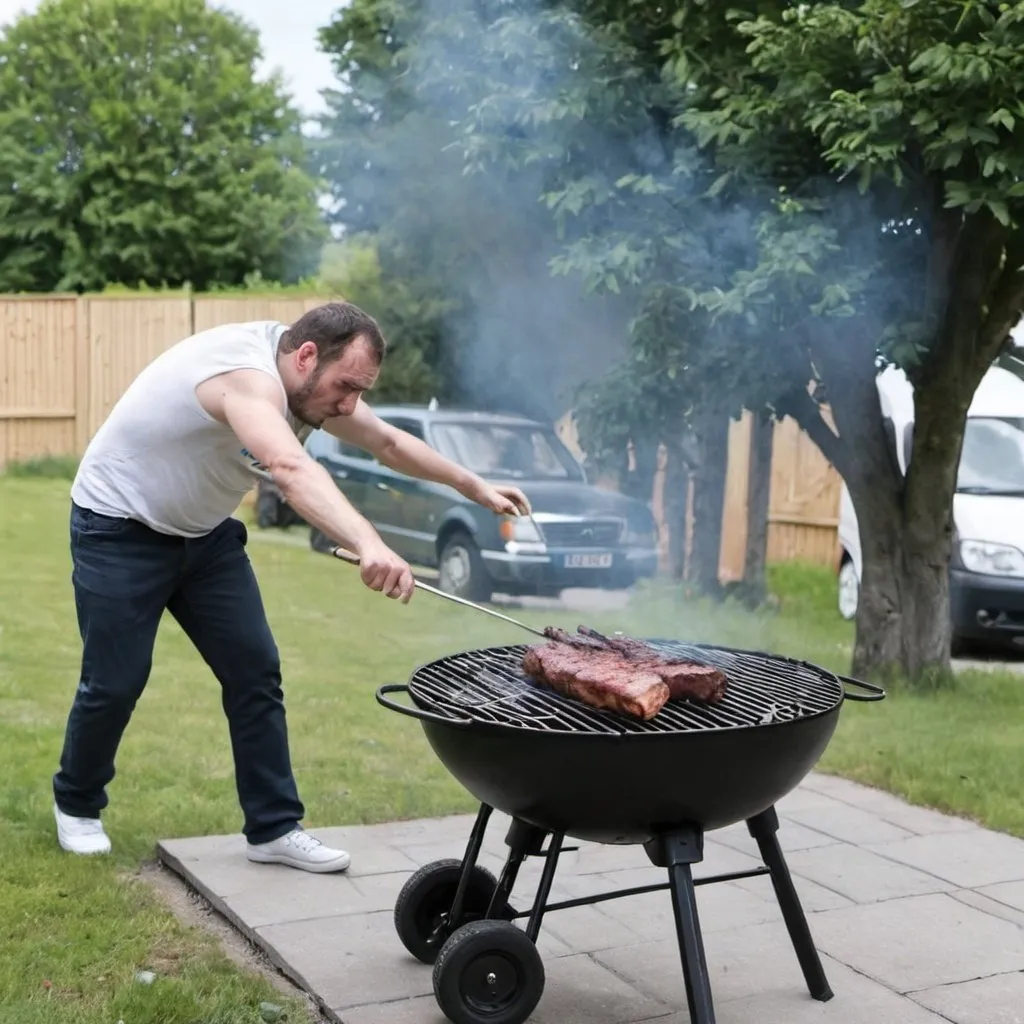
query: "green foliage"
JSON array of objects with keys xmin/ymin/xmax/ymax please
[
  {"xmin": 0, "ymin": 0, "xmax": 329, "ymax": 293},
  {"xmin": 319, "ymin": 236, "xmax": 453, "ymax": 402}
]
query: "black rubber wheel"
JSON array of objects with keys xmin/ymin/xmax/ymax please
[
  {"xmin": 438, "ymin": 530, "xmax": 493, "ymax": 603},
  {"xmin": 309, "ymin": 526, "xmax": 333, "ymax": 554},
  {"xmin": 432, "ymin": 920, "xmax": 545, "ymax": 1024},
  {"xmin": 255, "ymin": 489, "xmax": 281, "ymax": 528},
  {"xmin": 394, "ymin": 859, "xmax": 511, "ymax": 965}
]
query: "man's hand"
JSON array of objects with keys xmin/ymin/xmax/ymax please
[
  {"xmin": 468, "ymin": 482, "xmax": 532, "ymax": 517},
  {"xmin": 356, "ymin": 539, "xmax": 416, "ymax": 603}
]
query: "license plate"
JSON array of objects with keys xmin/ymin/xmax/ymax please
[{"xmin": 563, "ymin": 552, "xmax": 613, "ymax": 569}]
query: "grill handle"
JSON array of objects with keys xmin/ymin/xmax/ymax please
[
  {"xmin": 837, "ymin": 674, "xmax": 886, "ymax": 702},
  {"xmin": 375, "ymin": 684, "xmax": 474, "ymax": 727}
]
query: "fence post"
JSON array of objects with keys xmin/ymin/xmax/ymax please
[{"xmin": 74, "ymin": 295, "xmax": 91, "ymax": 454}]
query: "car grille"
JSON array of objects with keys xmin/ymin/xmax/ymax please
[{"xmin": 539, "ymin": 519, "xmax": 623, "ymax": 547}]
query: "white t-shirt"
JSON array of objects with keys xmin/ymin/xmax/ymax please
[{"xmin": 71, "ymin": 319, "xmax": 312, "ymax": 537}]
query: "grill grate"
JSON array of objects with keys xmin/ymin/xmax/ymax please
[{"xmin": 407, "ymin": 641, "xmax": 843, "ymax": 735}]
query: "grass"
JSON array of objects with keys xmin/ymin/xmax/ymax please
[{"xmin": 1, "ymin": 474, "xmax": 1023, "ymax": 1020}]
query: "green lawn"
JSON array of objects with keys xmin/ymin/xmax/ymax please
[{"xmin": 1, "ymin": 474, "xmax": 1022, "ymax": 1021}]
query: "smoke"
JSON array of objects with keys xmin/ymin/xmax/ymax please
[
  {"xmin": 315, "ymin": 0, "xmax": 702, "ymax": 422},
  {"xmin": 312, "ymin": 0, "xmax": 941, "ymax": 595}
]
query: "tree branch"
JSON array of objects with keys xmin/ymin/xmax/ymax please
[
  {"xmin": 980, "ymin": 233, "xmax": 1024, "ymax": 353},
  {"xmin": 927, "ymin": 209, "xmax": 1006, "ymax": 376},
  {"xmin": 777, "ymin": 387, "xmax": 849, "ymax": 479}
]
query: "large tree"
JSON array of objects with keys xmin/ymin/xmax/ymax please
[
  {"xmin": 0, "ymin": 0, "xmax": 328, "ymax": 292},
  {"xmin": 391, "ymin": 0, "xmax": 1024, "ymax": 681}
]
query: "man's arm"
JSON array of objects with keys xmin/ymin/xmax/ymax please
[
  {"xmin": 195, "ymin": 369, "xmax": 415, "ymax": 602},
  {"xmin": 322, "ymin": 401, "xmax": 532, "ymax": 516}
]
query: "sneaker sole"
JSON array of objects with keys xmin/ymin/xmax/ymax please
[
  {"xmin": 57, "ymin": 835, "xmax": 111, "ymax": 855},
  {"xmin": 246, "ymin": 849, "xmax": 351, "ymax": 873}
]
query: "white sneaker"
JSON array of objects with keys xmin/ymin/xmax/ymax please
[
  {"xmin": 246, "ymin": 828, "xmax": 350, "ymax": 874},
  {"xmin": 54, "ymin": 803, "xmax": 112, "ymax": 855}
]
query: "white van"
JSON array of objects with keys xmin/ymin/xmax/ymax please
[{"xmin": 837, "ymin": 355, "xmax": 1024, "ymax": 653}]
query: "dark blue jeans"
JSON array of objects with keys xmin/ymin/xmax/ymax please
[{"xmin": 53, "ymin": 502, "xmax": 305, "ymax": 844}]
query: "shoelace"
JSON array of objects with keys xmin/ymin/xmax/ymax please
[
  {"xmin": 285, "ymin": 831, "xmax": 323, "ymax": 854},
  {"xmin": 67, "ymin": 818, "xmax": 105, "ymax": 835}
]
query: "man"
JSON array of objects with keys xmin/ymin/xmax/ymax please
[{"xmin": 53, "ymin": 302, "xmax": 530, "ymax": 873}]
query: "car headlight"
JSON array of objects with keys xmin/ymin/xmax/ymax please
[
  {"xmin": 500, "ymin": 516, "xmax": 542, "ymax": 543},
  {"xmin": 959, "ymin": 540, "xmax": 1024, "ymax": 576}
]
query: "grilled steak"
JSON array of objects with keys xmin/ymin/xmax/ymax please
[
  {"xmin": 650, "ymin": 662, "xmax": 728, "ymax": 703},
  {"xmin": 573, "ymin": 625, "xmax": 728, "ymax": 704},
  {"xmin": 522, "ymin": 644, "xmax": 669, "ymax": 720}
]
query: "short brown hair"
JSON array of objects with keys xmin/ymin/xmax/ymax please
[{"xmin": 278, "ymin": 302, "xmax": 386, "ymax": 364}]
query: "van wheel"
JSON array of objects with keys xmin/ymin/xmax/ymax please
[
  {"xmin": 438, "ymin": 531, "xmax": 493, "ymax": 603},
  {"xmin": 838, "ymin": 557, "xmax": 858, "ymax": 621}
]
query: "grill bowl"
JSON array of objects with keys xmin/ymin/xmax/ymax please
[{"xmin": 378, "ymin": 641, "xmax": 881, "ymax": 845}]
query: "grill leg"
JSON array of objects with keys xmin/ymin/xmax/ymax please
[
  {"xmin": 654, "ymin": 828, "xmax": 717, "ymax": 1024},
  {"xmin": 449, "ymin": 803, "xmax": 493, "ymax": 925},
  {"xmin": 748, "ymin": 807, "xmax": 833, "ymax": 1002},
  {"xmin": 487, "ymin": 818, "xmax": 547, "ymax": 919},
  {"xmin": 525, "ymin": 832, "xmax": 564, "ymax": 943}
]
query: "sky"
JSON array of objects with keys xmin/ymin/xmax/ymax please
[{"xmin": 0, "ymin": 0, "xmax": 341, "ymax": 117}]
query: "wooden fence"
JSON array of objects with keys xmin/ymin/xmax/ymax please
[
  {"xmin": 0, "ymin": 294, "xmax": 325, "ymax": 467},
  {"xmin": 556, "ymin": 410, "xmax": 843, "ymax": 578},
  {"xmin": 1, "ymin": 293, "xmax": 843, "ymax": 574}
]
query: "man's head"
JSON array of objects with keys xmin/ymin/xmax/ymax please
[{"xmin": 276, "ymin": 302, "xmax": 386, "ymax": 426}]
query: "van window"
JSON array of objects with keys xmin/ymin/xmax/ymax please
[{"xmin": 957, "ymin": 417, "xmax": 1024, "ymax": 494}]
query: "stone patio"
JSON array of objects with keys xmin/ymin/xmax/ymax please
[{"xmin": 157, "ymin": 772, "xmax": 1024, "ymax": 1024}]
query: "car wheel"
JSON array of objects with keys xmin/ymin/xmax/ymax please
[
  {"xmin": 438, "ymin": 531, "xmax": 493, "ymax": 603},
  {"xmin": 837, "ymin": 557, "xmax": 858, "ymax": 621},
  {"xmin": 255, "ymin": 489, "xmax": 281, "ymax": 529},
  {"xmin": 309, "ymin": 527, "xmax": 334, "ymax": 554}
]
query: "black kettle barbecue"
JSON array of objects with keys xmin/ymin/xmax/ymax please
[
  {"xmin": 331, "ymin": 548, "xmax": 886, "ymax": 1024},
  {"xmin": 375, "ymin": 639, "xmax": 884, "ymax": 1024}
]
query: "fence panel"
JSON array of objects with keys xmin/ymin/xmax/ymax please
[
  {"xmin": 0, "ymin": 297, "xmax": 79, "ymax": 465},
  {"xmin": 83, "ymin": 297, "xmax": 193, "ymax": 438},
  {"xmin": 192, "ymin": 296, "xmax": 324, "ymax": 334}
]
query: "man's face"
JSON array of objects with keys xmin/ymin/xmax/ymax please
[{"xmin": 287, "ymin": 335, "xmax": 379, "ymax": 427}]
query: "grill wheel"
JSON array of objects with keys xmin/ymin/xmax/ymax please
[
  {"xmin": 432, "ymin": 919, "xmax": 545, "ymax": 1024},
  {"xmin": 394, "ymin": 859, "xmax": 512, "ymax": 964}
]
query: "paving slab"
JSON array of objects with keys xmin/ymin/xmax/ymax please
[
  {"xmin": 864, "ymin": 828, "xmax": 1024, "ymax": 889},
  {"xmin": 911, "ymin": 971, "xmax": 1024, "ymax": 1024},
  {"xmin": 157, "ymin": 774, "xmax": 1024, "ymax": 1024},
  {"xmin": 809, "ymin": 892, "xmax": 1024, "ymax": 992}
]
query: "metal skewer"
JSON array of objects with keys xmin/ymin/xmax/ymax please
[{"xmin": 329, "ymin": 545, "xmax": 548, "ymax": 640}]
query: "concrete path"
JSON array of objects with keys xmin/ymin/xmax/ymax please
[{"xmin": 157, "ymin": 772, "xmax": 1024, "ymax": 1024}]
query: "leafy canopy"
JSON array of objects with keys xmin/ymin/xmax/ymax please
[{"xmin": 0, "ymin": 0, "xmax": 328, "ymax": 292}]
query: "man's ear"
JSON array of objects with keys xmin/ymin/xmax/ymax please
[{"xmin": 294, "ymin": 340, "xmax": 319, "ymax": 373}]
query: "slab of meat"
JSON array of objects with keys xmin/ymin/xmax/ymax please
[
  {"xmin": 522, "ymin": 643, "xmax": 669, "ymax": 720},
  {"xmin": 546, "ymin": 626, "xmax": 729, "ymax": 705}
]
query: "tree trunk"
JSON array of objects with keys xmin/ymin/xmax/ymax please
[
  {"xmin": 688, "ymin": 408, "xmax": 730, "ymax": 597},
  {"xmin": 661, "ymin": 439, "xmax": 688, "ymax": 581},
  {"xmin": 741, "ymin": 409, "xmax": 774, "ymax": 606},
  {"xmin": 782, "ymin": 355, "xmax": 907, "ymax": 679}
]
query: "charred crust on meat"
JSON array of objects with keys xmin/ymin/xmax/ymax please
[{"xmin": 522, "ymin": 624, "xmax": 729, "ymax": 719}]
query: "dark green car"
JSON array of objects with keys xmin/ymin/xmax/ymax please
[{"xmin": 303, "ymin": 404, "xmax": 660, "ymax": 601}]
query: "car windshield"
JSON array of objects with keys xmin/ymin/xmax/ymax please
[
  {"xmin": 957, "ymin": 417, "xmax": 1024, "ymax": 495},
  {"xmin": 431, "ymin": 422, "xmax": 584, "ymax": 480}
]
